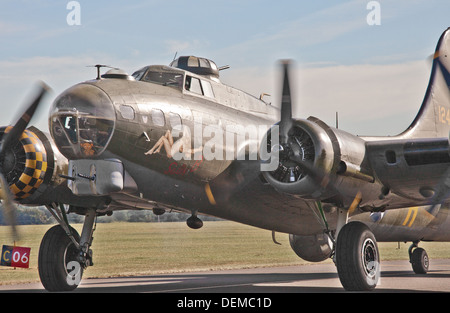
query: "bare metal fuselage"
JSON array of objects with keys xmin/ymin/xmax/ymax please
[{"xmin": 52, "ymin": 67, "xmax": 450, "ymax": 242}]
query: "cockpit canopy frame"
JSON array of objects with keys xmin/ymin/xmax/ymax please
[{"xmin": 132, "ymin": 65, "xmax": 185, "ymax": 91}]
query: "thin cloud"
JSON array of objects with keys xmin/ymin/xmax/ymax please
[
  {"xmin": 215, "ymin": 0, "xmax": 370, "ymax": 62},
  {"xmin": 0, "ymin": 21, "xmax": 31, "ymax": 36},
  {"xmin": 221, "ymin": 59, "xmax": 431, "ymax": 136},
  {"xmin": 164, "ymin": 39, "xmax": 208, "ymax": 56}
]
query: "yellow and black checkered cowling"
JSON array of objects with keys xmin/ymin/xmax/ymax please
[{"xmin": 2, "ymin": 126, "xmax": 48, "ymax": 200}]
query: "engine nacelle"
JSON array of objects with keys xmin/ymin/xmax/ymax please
[
  {"xmin": 289, "ymin": 233, "xmax": 333, "ymax": 262},
  {"xmin": 0, "ymin": 126, "xmax": 67, "ymax": 203},
  {"xmin": 261, "ymin": 117, "xmax": 372, "ymax": 201},
  {"xmin": 262, "ymin": 118, "xmax": 336, "ymax": 198}
]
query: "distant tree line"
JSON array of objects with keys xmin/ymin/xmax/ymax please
[{"xmin": 0, "ymin": 205, "xmax": 221, "ymax": 225}]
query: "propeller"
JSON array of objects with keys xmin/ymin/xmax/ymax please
[
  {"xmin": 279, "ymin": 60, "xmax": 293, "ymax": 145},
  {"xmin": 207, "ymin": 61, "xmax": 360, "ymax": 210},
  {"xmin": 207, "ymin": 61, "xmax": 302, "ymax": 205},
  {"xmin": 274, "ymin": 61, "xmax": 333, "ymax": 189},
  {"xmin": 272, "ymin": 61, "xmax": 361, "ymax": 209},
  {"xmin": 0, "ymin": 81, "xmax": 50, "ymax": 240}
]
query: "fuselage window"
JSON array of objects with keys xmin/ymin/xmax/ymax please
[
  {"xmin": 151, "ymin": 109, "xmax": 165, "ymax": 127},
  {"xmin": 119, "ymin": 105, "xmax": 135, "ymax": 120},
  {"xmin": 185, "ymin": 75, "xmax": 215, "ymax": 99},
  {"xmin": 185, "ymin": 76, "xmax": 203, "ymax": 95},
  {"xmin": 201, "ymin": 80, "xmax": 215, "ymax": 98},
  {"xmin": 169, "ymin": 112, "xmax": 182, "ymax": 131}
]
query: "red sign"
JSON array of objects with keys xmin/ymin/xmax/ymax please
[{"xmin": 1, "ymin": 245, "xmax": 31, "ymax": 268}]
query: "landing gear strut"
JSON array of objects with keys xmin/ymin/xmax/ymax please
[
  {"xmin": 316, "ymin": 204, "xmax": 381, "ymax": 291},
  {"xmin": 38, "ymin": 205, "xmax": 97, "ymax": 291},
  {"xmin": 409, "ymin": 241, "xmax": 429, "ymax": 274}
]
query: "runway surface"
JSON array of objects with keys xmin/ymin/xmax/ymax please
[{"xmin": 1, "ymin": 259, "xmax": 449, "ymax": 293}]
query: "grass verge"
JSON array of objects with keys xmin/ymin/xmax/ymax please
[{"xmin": 0, "ymin": 221, "xmax": 449, "ymax": 285}]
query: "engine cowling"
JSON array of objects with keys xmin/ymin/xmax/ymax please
[
  {"xmin": 0, "ymin": 126, "xmax": 66, "ymax": 202},
  {"xmin": 262, "ymin": 118, "xmax": 337, "ymax": 199},
  {"xmin": 289, "ymin": 233, "xmax": 333, "ymax": 262},
  {"xmin": 261, "ymin": 117, "xmax": 373, "ymax": 202}
]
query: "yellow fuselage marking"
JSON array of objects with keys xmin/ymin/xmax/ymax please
[
  {"xmin": 402, "ymin": 207, "xmax": 418, "ymax": 227},
  {"xmin": 204, "ymin": 183, "xmax": 217, "ymax": 206}
]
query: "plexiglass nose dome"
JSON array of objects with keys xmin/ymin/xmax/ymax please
[{"xmin": 49, "ymin": 83, "xmax": 115, "ymax": 159}]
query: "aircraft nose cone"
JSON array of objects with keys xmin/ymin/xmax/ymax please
[
  {"xmin": 51, "ymin": 83, "xmax": 115, "ymax": 119},
  {"xmin": 49, "ymin": 83, "xmax": 115, "ymax": 159}
]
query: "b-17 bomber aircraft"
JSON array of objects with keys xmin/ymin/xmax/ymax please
[{"xmin": 0, "ymin": 28, "xmax": 450, "ymax": 292}]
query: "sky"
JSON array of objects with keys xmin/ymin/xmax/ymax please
[{"xmin": 0, "ymin": 0, "xmax": 449, "ymax": 136}]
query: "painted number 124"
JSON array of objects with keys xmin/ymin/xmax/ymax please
[{"xmin": 438, "ymin": 105, "xmax": 450, "ymax": 125}]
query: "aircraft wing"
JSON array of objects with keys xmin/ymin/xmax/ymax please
[{"xmin": 366, "ymin": 136, "xmax": 450, "ymax": 205}]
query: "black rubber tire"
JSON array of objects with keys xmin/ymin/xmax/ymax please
[
  {"xmin": 38, "ymin": 225, "xmax": 82, "ymax": 292},
  {"xmin": 336, "ymin": 222, "xmax": 380, "ymax": 291},
  {"xmin": 411, "ymin": 247, "xmax": 429, "ymax": 274}
]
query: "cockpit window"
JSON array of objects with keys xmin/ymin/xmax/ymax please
[
  {"xmin": 132, "ymin": 66, "xmax": 184, "ymax": 91},
  {"xmin": 131, "ymin": 68, "xmax": 146, "ymax": 81},
  {"xmin": 142, "ymin": 71, "xmax": 183, "ymax": 89}
]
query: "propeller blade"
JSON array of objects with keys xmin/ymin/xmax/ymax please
[
  {"xmin": 0, "ymin": 82, "xmax": 50, "ymax": 157},
  {"xmin": 279, "ymin": 60, "xmax": 293, "ymax": 145},
  {"xmin": 0, "ymin": 81, "xmax": 50, "ymax": 241},
  {"xmin": 0, "ymin": 173, "xmax": 19, "ymax": 240}
]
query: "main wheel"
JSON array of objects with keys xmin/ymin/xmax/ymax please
[
  {"xmin": 411, "ymin": 247, "xmax": 429, "ymax": 274},
  {"xmin": 336, "ymin": 222, "xmax": 380, "ymax": 291},
  {"xmin": 38, "ymin": 225, "xmax": 83, "ymax": 292}
]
